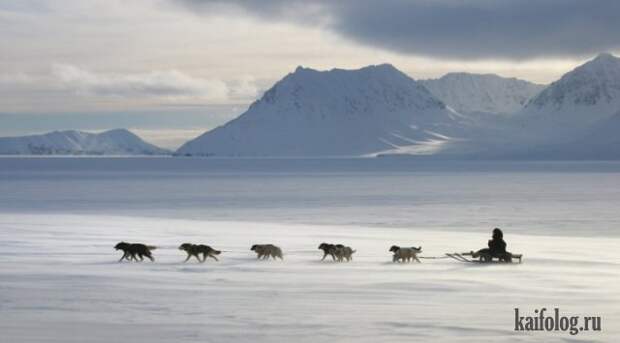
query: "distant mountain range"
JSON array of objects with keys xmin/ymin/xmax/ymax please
[
  {"xmin": 0, "ymin": 129, "xmax": 169, "ymax": 155},
  {"xmin": 179, "ymin": 53, "xmax": 620, "ymax": 159},
  {"xmin": 3, "ymin": 53, "xmax": 620, "ymax": 159}
]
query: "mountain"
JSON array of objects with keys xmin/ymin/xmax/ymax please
[
  {"xmin": 177, "ymin": 64, "xmax": 473, "ymax": 157},
  {"xmin": 512, "ymin": 53, "xmax": 620, "ymax": 144},
  {"xmin": 476, "ymin": 53, "xmax": 620, "ymax": 158},
  {"xmin": 528, "ymin": 53, "xmax": 620, "ymax": 110},
  {"xmin": 0, "ymin": 129, "xmax": 170, "ymax": 155},
  {"xmin": 420, "ymin": 73, "xmax": 545, "ymax": 115},
  {"xmin": 179, "ymin": 53, "xmax": 620, "ymax": 159}
]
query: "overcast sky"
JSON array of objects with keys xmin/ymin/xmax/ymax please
[{"xmin": 1, "ymin": 0, "xmax": 619, "ymax": 148}]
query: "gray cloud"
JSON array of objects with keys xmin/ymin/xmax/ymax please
[
  {"xmin": 52, "ymin": 64, "xmax": 228, "ymax": 99},
  {"xmin": 51, "ymin": 64, "xmax": 258, "ymax": 102},
  {"xmin": 174, "ymin": 0, "xmax": 620, "ymax": 60}
]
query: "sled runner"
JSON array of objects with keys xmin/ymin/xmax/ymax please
[{"xmin": 446, "ymin": 251, "xmax": 522, "ymax": 264}]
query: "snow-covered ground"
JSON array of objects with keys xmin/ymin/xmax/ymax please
[
  {"xmin": 1, "ymin": 158, "xmax": 619, "ymax": 342},
  {"xmin": 0, "ymin": 214, "xmax": 618, "ymax": 343}
]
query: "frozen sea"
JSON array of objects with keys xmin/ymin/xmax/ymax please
[
  {"xmin": 2, "ymin": 157, "xmax": 620, "ymax": 236},
  {"xmin": 0, "ymin": 157, "xmax": 619, "ymax": 342}
]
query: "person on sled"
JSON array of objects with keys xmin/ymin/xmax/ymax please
[{"xmin": 473, "ymin": 228, "xmax": 513, "ymax": 262}]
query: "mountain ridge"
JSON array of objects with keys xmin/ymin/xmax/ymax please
[
  {"xmin": 0, "ymin": 129, "xmax": 170, "ymax": 155},
  {"xmin": 420, "ymin": 72, "xmax": 545, "ymax": 115},
  {"xmin": 509, "ymin": 52, "xmax": 620, "ymax": 146},
  {"xmin": 178, "ymin": 54, "xmax": 620, "ymax": 158},
  {"xmin": 527, "ymin": 52, "xmax": 620, "ymax": 110},
  {"xmin": 8, "ymin": 53, "xmax": 619, "ymax": 159},
  {"xmin": 177, "ymin": 64, "xmax": 471, "ymax": 157}
]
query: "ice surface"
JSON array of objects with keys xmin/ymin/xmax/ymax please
[
  {"xmin": 0, "ymin": 214, "xmax": 618, "ymax": 343},
  {"xmin": 2, "ymin": 158, "xmax": 620, "ymax": 237},
  {"xmin": 1, "ymin": 157, "xmax": 618, "ymax": 342}
]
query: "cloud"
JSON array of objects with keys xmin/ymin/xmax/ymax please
[
  {"xmin": 173, "ymin": 0, "xmax": 620, "ymax": 60},
  {"xmin": 0, "ymin": 1, "xmax": 51, "ymax": 14},
  {"xmin": 52, "ymin": 64, "xmax": 257, "ymax": 102},
  {"xmin": 227, "ymin": 75, "xmax": 261, "ymax": 101},
  {"xmin": 0, "ymin": 73, "xmax": 33, "ymax": 85}
]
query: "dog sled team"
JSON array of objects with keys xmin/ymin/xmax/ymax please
[{"xmin": 115, "ymin": 228, "xmax": 522, "ymax": 264}]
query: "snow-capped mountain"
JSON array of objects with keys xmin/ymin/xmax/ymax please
[
  {"xmin": 420, "ymin": 73, "xmax": 544, "ymax": 115},
  {"xmin": 511, "ymin": 53, "xmax": 620, "ymax": 145},
  {"xmin": 177, "ymin": 64, "xmax": 472, "ymax": 156},
  {"xmin": 0, "ymin": 129, "xmax": 170, "ymax": 155},
  {"xmin": 170, "ymin": 53, "xmax": 620, "ymax": 159},
  {"xmin": 528, "ymin": 53, "xmax": 620, "ymax": 110},
  {"xmin": 470, "ymin": 53, "xmax": 620, "ymax": 159}
]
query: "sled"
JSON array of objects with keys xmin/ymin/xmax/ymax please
[{"xmin": 446, "ymin": 251, "xmax": 522, "ymax": 264}]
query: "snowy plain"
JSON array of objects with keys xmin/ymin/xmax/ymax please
[{"xmin": 1, "ymin": 157, "xmax": 619, "ymax": 342}]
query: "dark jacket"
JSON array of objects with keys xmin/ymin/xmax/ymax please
[
  {"xmin": 488, "ymin": 238, "xmax": 507, "ymax": 256},
  {"xmin": 488, "ymin": 228, "xmax": 507, "ymax": 256}
]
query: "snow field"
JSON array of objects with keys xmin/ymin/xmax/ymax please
[{"xmin": 1, "ymin": 214, "xmax": 618, "ymax": 342}]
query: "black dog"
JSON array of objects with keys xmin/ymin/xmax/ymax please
[
  {"xmin": 178, "ymin": 243, "xmax": 221, "ymax": 262},
  {"xmin": 318, "ymin": 243, "xmax": 344, "ymax": 261},
  {"xmin": 114, "ymin": 242, "xmax": 157, "ymax": 262}
]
